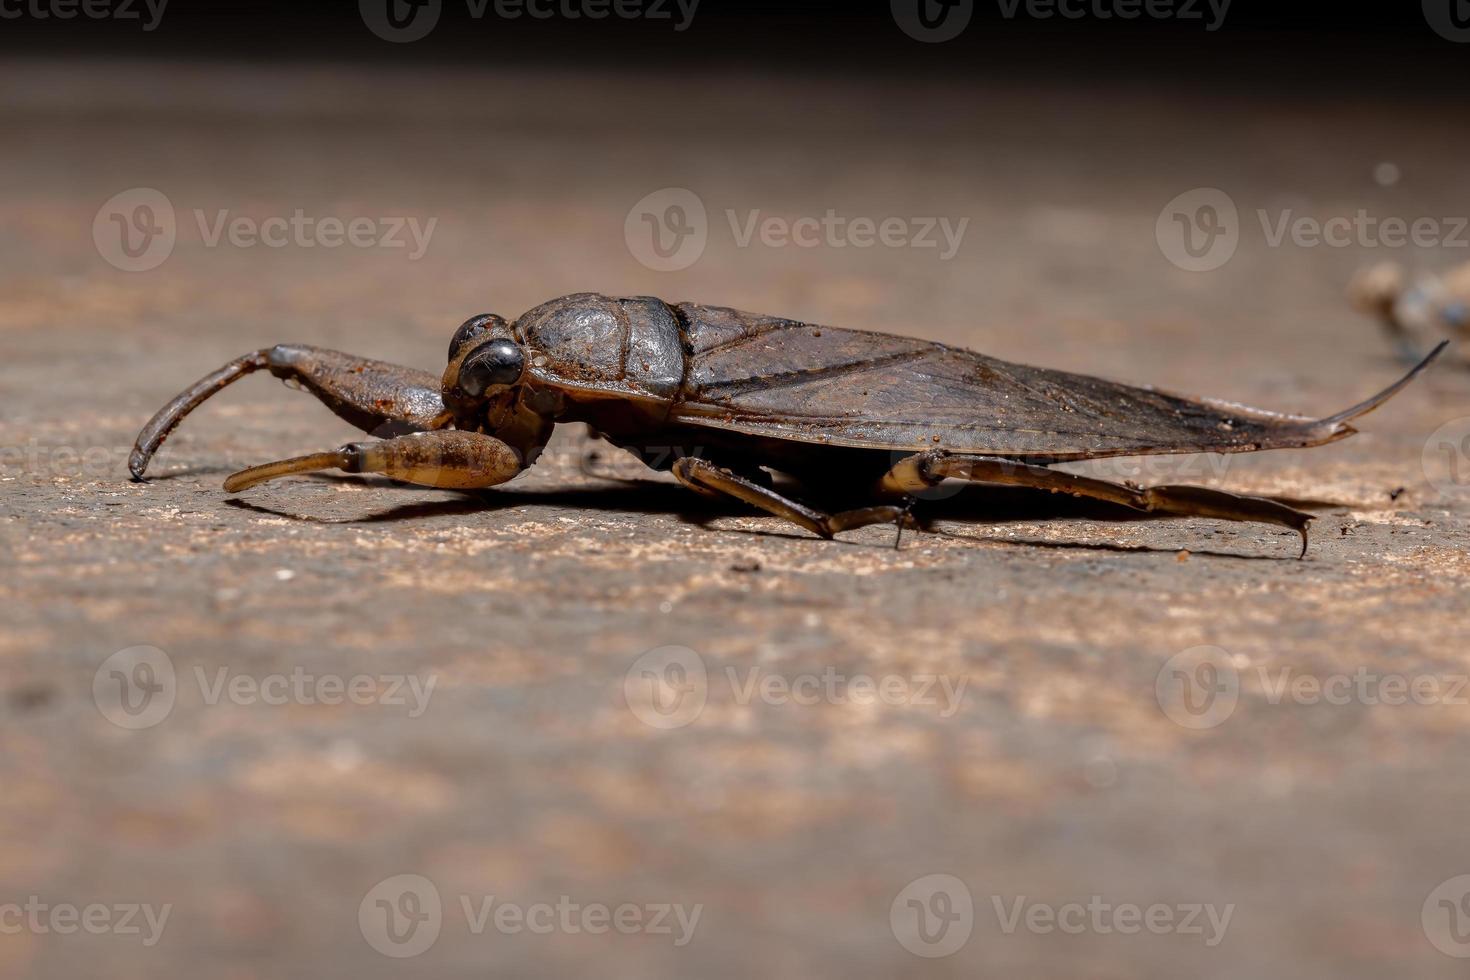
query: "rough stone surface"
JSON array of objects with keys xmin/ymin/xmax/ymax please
[{"xmin": 3, "ymin": 62, "xmax": 1470, "ymax": 979}]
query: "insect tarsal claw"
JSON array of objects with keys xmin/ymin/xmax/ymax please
[{"xmin": 893, "ymin": 498, "xmax": 918, "ymax": 551}]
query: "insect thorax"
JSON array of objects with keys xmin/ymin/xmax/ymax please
[{"xmin": 515, "ymin": 292, "xmax": 685, "ymax": 400}]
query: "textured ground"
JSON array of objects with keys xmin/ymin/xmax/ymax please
[{"xmin": 4, "ymin": 60, "xmax": 1470, "ymax": 979}]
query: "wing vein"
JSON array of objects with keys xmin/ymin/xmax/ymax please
[{"xmin": 696, "ymin": 348, "xmax": 931, "ymax": 398}]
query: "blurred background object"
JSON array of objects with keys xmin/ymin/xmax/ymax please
[{"xmin": 1351, "ymin": 259, "xmax": 1470, "ymax": 365}]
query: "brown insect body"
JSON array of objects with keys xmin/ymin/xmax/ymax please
[
  {"xmin": 522, "ymin": 294, "xmax": 1365, "ymax": 456},
  {"xmin": 129, "ymin": 292, "xmax": 1448, "ymax": 556}
]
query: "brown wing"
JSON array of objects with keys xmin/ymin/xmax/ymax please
[{"xmin": 669, "ymin": 302, "xmax": 1443, "ymax": 461}]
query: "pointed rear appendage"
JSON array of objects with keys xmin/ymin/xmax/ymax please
[
  {"xmin": 1302, "ymin": 340, "xmax": 1449, "ymax": 443},
  {"xmin": 1172, "ymin": 340, "xmax": 1448, "ymax": 457}
]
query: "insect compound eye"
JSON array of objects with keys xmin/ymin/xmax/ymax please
[
  {"xmin": 458, "ymin": 338, "xmax": 525, "ymax": 397},
  {"xmin": 448, "ymin": 313, "xmax": 504, "ymax": 363}
]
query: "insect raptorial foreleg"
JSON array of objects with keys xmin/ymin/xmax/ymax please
[
  {"xmin": 880, "ymin": 450, "xmax": 1315, "ymax": 557},
  {"xmin": 222, "ymin": 430, "xmax": 525, "ymax": 493},
  {"xmin": 672, "ymin": 457, "xmax": 913, "ymax": 544},
  {"xmin": 130, "ymin": 345, "xmax": 449, "ymax": 480}
]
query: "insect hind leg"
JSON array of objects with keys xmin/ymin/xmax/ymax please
[
  {"xmin": 130, "ymin": 345, "xmax": 449, "ymax": 480},
  {"xmin": 880, "ymin": 450, "xmax": 1314, "ymax": 558}
]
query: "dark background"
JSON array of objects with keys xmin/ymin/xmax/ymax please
[{"xmin": 1, "ymin": 0, "xmax": 1463, "ymax": 88}]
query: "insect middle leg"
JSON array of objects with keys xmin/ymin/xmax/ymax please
[
  {"xmin": 130, "ymin": 345, "xmax": 449, "ymax": 480},
  {"xmin": 672, "ymin": 457, "xmax": 913, "ymax": 543},
  {"xmin": 881, "ymin": 450, "xmax": 1315, "ymax": 557}
]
